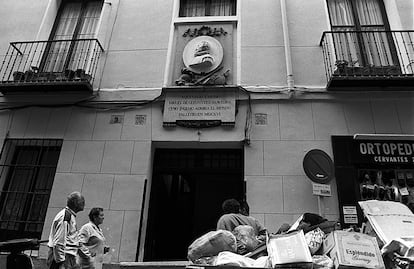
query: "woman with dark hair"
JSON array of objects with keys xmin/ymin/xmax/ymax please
[{"xmin": 78, "ymin": 208, "xmax": 109, "ymax": 269}]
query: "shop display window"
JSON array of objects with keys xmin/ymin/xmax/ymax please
[{"xmin": 358, "ymin": 168, "xmax": 414, "ymax": 208}]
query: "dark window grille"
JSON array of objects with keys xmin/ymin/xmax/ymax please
[
  {"xmin": 0, "ymin": 139, "xmax": 62, "ymax": 241},
  {"xmin": 179, "ymin": 0, "xmax": 236, "ymax": 17}
]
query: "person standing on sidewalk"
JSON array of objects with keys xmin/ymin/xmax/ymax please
[{"xmin": 47, "ymin": 191, "xmax": 88, "ymax": 269}]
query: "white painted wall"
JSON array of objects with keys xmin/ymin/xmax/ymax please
[{"xmin": 0, "ymin": 0, "xmax": 49, "ymax": 55}]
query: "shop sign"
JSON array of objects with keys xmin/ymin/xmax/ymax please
[
  {"xmin": 312, "ymin": 183, "xmax": 332, "ymax": 196},
  {"xmin": 163, "ymin": 90, "xmax": 235, "ymax": 126},
  {"xmin": 343, "ymin": 214, "xmax": 358, "ymax": 224},
  {"xmin": 353, "ymin": 140, "xmax": 414, "ymax": 164},
  {"xmin": 343, "ymin": 206, "xmax": 357, "ymax": 215}
]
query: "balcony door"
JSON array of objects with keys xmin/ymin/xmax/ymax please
[
  {"xmin": 41, "ymin": 0, "xmax": 103, "ymax": 73},
  {"xmin": 327, "ymin": 0, "xmax": 399, "ymax": 68}
]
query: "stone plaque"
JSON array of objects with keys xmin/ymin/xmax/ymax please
[
  {"xmin": 163, "ymin": 91, "xmax": 235, "ymax": 126},
  {"xmin": 255, "ymin": 113, "xmax": 268, "ymax": 125}
]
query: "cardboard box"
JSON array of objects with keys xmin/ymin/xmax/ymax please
[
  {"xmin": 322, "ymin": 231, "xmax": 385, "ymax": 269},
  {"xmin": 267, "ymin": 230, "xmax": 312, "ymax": 267},
  {"xmin": 358, "ymin": 201, "xmax": 414, "ymax": 246}
]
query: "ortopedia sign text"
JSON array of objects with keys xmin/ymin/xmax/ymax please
[{"xmin": 357, "ymin": 142, "xmax": 414, "ymax": 164}]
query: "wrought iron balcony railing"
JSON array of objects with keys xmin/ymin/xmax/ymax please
[
  {"xmin": 320, "ymin": 30, "xmax": 414, "ymax": 90},
  {"xmin": 0, "ymin": 39, "xmax": 103, "ymax": 93}
]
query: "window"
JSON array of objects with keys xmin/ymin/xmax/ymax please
[
  {"xmin": 0, "ymin": 139, "xmax": 62, "ymax": 241},
  {"xmin": 327, "ymin": 0, "xmax": 398, "ymax": 68},
  {"xmin": 179, "ymin": 0, "xmax": 236, "ymax": 17},
  {"xmin": 42, "ymin": 0, "xmax": 103, "ymax": 72}
]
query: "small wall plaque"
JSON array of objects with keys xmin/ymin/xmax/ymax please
[
  {"xmin": 110, "ymin": 115, "xmax": 124, "ymax": 124},
  {"xmin": 135, "ymin": 115, "xmax": 147, "ymax": 125},
  {"xmin": 255, "ymin": 113, "xmax": 268, "ymax": 125}
]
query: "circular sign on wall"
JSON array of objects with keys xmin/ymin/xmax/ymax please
[
  {"xmin": 303, "ymin": 149, "xmax": 334, "ymax": 184},
  {"xmin": 182, "ymin": 36, "xmax": 224, "ymax": 74}
]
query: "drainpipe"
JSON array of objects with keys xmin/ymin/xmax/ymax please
[{"xmin": 280, "ymin": 0, "xmax": 295, "ymax": 91}]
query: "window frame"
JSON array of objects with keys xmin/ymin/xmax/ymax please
[
  {"xmin": 327, "ymin": 0, "xmax": 392, "ymax": 31},
  {"xmin": 39, "ymin": 0, "xmax": 104, "ymax": 72},
  {"xmin": 326, "ymin": 0, "xmax": 399, "ymax": 67},
  {"xmin": 178, "ymin": 0, "xmax": 237, "ymax": 18}
]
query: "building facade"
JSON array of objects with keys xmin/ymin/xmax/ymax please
[{"xmin": 0, "ymin": 0, "xmax": 413, "ymax": 264}]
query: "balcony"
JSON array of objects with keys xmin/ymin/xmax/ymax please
[
  {"xmin": 320, "ymin": 30, "xmax": 414, "ymax": 91},
  {"xmin": 0, "ymin": 39, "xmax": 103, "ymax": 94}
]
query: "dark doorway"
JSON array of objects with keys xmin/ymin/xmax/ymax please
[{"xmin": 144, "ymin": 148, "xmax": 244, "ymax": 261}]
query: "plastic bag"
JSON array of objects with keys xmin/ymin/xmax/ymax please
[
  {"xmin": 312, "ymin": 255, "xmax": 334, "ymax": 269},
  {"xmin": 252, "ymin": 256, "xmax": 272, "ymax": 268},
  {"xmin": 233, "ymin": 225, "xmax": 260, "ymax": 255},
  {"xmin": 304, "ymin": 227, "xmax": 325, "ymax": 254},
  {"xmin": 215, "ymin": 251, "xmax": 255, "ymax": 267},
  {"xmin": 193, "ymin": 255, "xmax": 217, "ymax": 265},
  {"xmin": 187, "ymin": 230, "xmax": 237, "ymax": 262}
]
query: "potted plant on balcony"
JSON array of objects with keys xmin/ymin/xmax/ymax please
[
  {"xmin": 334, "ymin": 60, "xmax": 371, "ymax": 76},
  {"xmin": 12, "ymin": 71, "xmax": 25, "ymax": 82},
  {"xmin": 334, "ymin": 60, "xmax": 349, "ymax": 76},
  {"xmin": 23, "ymin": 66, "xmax": 40, "ymax": 82},
  {"xmin": 24, "ymin": 70, "xmax": 36, "ymax": 82},
  {"xmin": 334, "ymin": 59, "xmax": 401, "ymax": 77},
  {"xmin": 74, "ymin": 69, "xmax": 91, "ymax": 82},
  {"xmin": 74, "ymin": 69, "xmax": 85, "ymax": 81},
  {"xmin": 65, "ymin": 69, "xmax": 75, "ymax": 80}
]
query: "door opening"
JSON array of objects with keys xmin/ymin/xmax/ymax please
[{"xmin": 144, "ymin": 148, "xmax": 244, "ymax": 261}]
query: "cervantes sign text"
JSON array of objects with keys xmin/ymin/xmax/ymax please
[
  {"xmin": 353, "ymin": 140, "xmax": 414, "ymax": 164},
  {"xmin": 163, "ymin": 91, "xmax": 235, "ymax": 125}
]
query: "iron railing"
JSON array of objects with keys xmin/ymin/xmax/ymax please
[
  {"xmin": 320, "ymin": 30, "xmax": 414, "ymax": 83},
  {"xmin": 0, "ymin": 39, "xmax": 103, "ymax": 91}
]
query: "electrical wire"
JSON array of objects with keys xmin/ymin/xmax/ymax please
[
  {"xmin": 0, "ymin": 92, "xmax": 162, "ymax": 111},
  {"xmin": 0, "ymin": 84, "xmax": 331, "ymax": 112},
  {"xmin": 0, "ymin": 85, "xmax": 329, "ymax": 143},
  {"xmin": 241, "ymin": 85, "xmax": 328, "ymax": 93}
]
